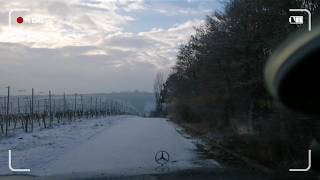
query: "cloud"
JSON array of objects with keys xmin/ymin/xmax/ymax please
[
  {"xmin": 153, "ymin": 7, "xmax": 211, "ymax": 16},
  {"xmin": 77, "ymin": 0, "xmax": 144, "ymax": 12},
  {"xmin": 0, "ymin": 0, "xmax": 137, "ymax": 48},
  {"xmin": 0, "ymin": 0, "xmax": 208, "ymax": 93},
  {"xmin": 148, "ymin": 0, "xmax": 213, "ymax": 16},
  {"xmin": 99, "ymin": 19, "xmax": 203, "ymax": 71},
  {"xmin": 0, "ymin": 43, "xmax": 156, "ymax": 94},
  {"xmin": 138, "ymin": 19, "xmax": 204, "ymax": 47}
]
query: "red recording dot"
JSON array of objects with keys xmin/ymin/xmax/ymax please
[{"xmin": 17, "ymin": 17, "xmax": 24, "ymax": 24}]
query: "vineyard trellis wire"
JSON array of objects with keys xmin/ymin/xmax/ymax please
[{"xmin": 0, "ymin": 86, "xmax": 138, "ymax": 136}]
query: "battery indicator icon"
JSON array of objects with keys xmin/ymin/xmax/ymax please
[{"xmin": 289, "ymin": 16, "xmax": 304, "ymax": 25}]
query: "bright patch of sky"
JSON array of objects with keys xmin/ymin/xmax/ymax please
[
  {"xmin": 123, "ymin": 0, "xmax": 222, "ymax": 32},
  {"xmin": 0, "ymin": 0, "xmax": 222, "ymax": 94}
]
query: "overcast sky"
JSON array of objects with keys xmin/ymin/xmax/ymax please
[{"xmin": 0, "ymin": 0, "xmax": 221, "ymax": 95}]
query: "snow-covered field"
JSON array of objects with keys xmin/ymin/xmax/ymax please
[{"xmin": 0, "ymin": 116, "xmax": 219, "ymax": 177}]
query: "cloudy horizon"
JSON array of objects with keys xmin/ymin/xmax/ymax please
[{"xmin": 0, "ymin": 0, "xmax": 222, "ymax": 95}]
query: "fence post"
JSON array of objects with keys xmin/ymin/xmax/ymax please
[
  {"xmin": 17, "ymin": 97, "xmax": 20, "ymax": 113},
  {"xmin": 49, "ymin": 90, "xmax": 53, "ymax": 127},
  {"xmin": 81, "ymin": 95, "xmax": 83, "ymax": 113},
  {"xmin": 74, "ymin": 93, "xmax": 77, "ymax": 119},
  {"xmin": 5, "ymin": 86, "xmax": 10, "ymax": 136},
  {"xmin": 30, "ymin": 88, "xmax": 34, "ymax": 132}
]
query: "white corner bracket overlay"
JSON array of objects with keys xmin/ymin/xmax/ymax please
[
  {"xmin": 8, "ymin": 150, "xmax": 31, "ymax": 172},
  {"xmin": 289, "ymin": 9, "xmax": 311, "ymax": 31},
  {"xmin": 8, "ymin": 9, "xmax": 30, "ymax": 28},
  {"xmin": 289, "ymin": 149, "xmax": 311, "ymax": 172}
]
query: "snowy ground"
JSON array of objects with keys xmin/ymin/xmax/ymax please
[{"xmin": 0, "ymin": 116, "xmax": 219, "ymax": 177}]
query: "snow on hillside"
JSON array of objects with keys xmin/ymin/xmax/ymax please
[{"xmin": 0, "ymin": 116, "xmax": 122, "ymax": 175}]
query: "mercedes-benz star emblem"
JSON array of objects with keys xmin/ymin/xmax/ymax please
[{"xmin": 155, "ymin": 150, "xmax": 170, "ymax": 165}]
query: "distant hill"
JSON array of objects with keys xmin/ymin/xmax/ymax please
[{"xmin": 98, "ymin": 91, "xmax": 155, "ymax": 115}]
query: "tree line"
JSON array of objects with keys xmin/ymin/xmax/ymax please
[{"xmin": 155, "ymin": 0, "xmax": 320, "ymax": 170}]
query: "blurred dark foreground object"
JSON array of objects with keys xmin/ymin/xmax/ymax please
[
  {"xmin": 265, "ymin": 25, "xmax": 320, "ymax": 173},
  {"xmin": 265, "ymin": 25, "xmax": 320, "ymax": 114}
]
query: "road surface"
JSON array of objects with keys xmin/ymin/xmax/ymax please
[{"xmin": 0, "ymin": 116, "xmax": 219, "ymax": 176}]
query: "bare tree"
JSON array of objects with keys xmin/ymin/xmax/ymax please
[{"xmin": 153, "ymin": 72, "xmax": 165, "ymax": 116}]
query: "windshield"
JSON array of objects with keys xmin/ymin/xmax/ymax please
[{"xmin": 0, "ymin": 0, "xmax": 318, "ymax": 179}]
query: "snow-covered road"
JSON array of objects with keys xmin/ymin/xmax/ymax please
[{"xmin": 0, "ymin": 116, "xmax": 219, "ymax": 176}]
